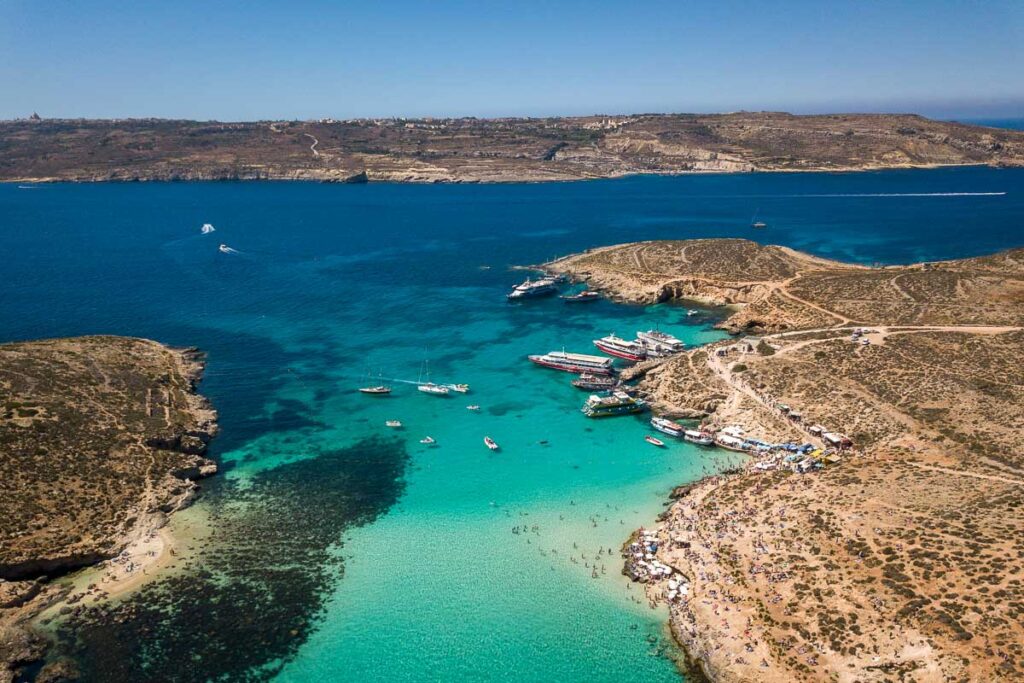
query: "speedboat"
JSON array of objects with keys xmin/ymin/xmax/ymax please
[
  {"xmin": 359, "ymin": 385, "xmax": 392, "ymax": 395},
  {"xmin": 446, "ymin": 383, "xmax": 470, "ymax": 393},
  {"xmin": 420, "ymin": 436, "xmax": 436, "ymax": 445},
  {"xmin": 484, "ymin": 436, "xmax": 500, "ymax": 451},
  {"xmin": 385, "ymin": 420, "xmax": 402, "ymax": 428},
  {"xmin": 645, "ymin": 435, "xmax": 666, "ymax": 447},
  {"xmin": 561, "ymin": 290, "xmax": 600, "ymax": 303},
  {"xmin": 650, "ymin": 416, "xmax": 685, "ymax": 437},
  {"xmin": 417, "ymin": 383, "xmax": 450, "ymax": 396}
]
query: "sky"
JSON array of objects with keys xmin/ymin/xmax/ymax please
[{"xmin": 1, "ymin": 0, "xmax": 1022, "ymax": 121}]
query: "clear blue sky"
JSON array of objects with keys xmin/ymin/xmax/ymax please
[{"xmin": 2, "ymin": 0, "xmax": 1022, "ymax": 120}]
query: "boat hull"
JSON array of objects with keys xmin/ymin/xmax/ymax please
[{"xmin": 593, "ymin": 340, "xmax": 646, "ymax": 362}]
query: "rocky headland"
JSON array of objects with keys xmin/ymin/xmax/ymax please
[
  {"xmin": 0, "ymin": 336, "xmax": 218, "ymax": 682},
  {"xmin": 549, "ymin": 240, "xmax": 1024, "ymax": 682},
  {"xmin": 3, "ymin": 112, "xmax": 1024, "ymax": 184}
]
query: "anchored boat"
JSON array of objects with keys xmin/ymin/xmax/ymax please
[
  {"xmin": 572, "ymin": 373, "xmax": 619, "ymax": 391},
  {"xmin": 683, "ymin": 429, "xmax": 714, "ymax": 446},
  {"xmin": 581, "ymin": 390, "xmax": 647, "ymax": 418},
  {"xmin": 637, "ymin": 329, "xmax": 685, "ymax": 356},
  {"xmin": 645, "ymin": 435, "xmax": 666, "ymax": 447},
  {"xmin": 385, "ymin": 420, "xmax": 403, "ymax": 428},
  {"xmin": 359, "ymin": 385, "xmax": 392, "ymax": 395},
  {"xmin": 418, "ymin": 383, "xmax": 450, "ymax": 396},
  {"xmin": 529, "ymin": 350, "xmax": 615, "ymax": 375},
  {"xmin": 507, "ymin": 277, "xmax": 558, "ymax": 301},
  {"xmin": 650, "ymin": 416, "xmax": 685, "ymax": 437},
  {"xmin": 561, "ymin": 290, "xmax": 600, "ymax": 303},
  {"xmin": 484, "ymin": 436, "xmax": 500, "ymax": 451},
  {"xmin": 594, "ymin": 334, "xmax": 647, "ymax": 362}
]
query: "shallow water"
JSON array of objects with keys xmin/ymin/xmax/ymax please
[{"xmin": 1, "ymin": 167, "xmax": 1022, "ymax": 681}]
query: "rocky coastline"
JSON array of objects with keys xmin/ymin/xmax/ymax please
[
  {"xmin": 0, "ymin": 337, "xmax": 219, "ymax": 682},
  {"xmin": 553, "ymin": 240, "xmax": 1024, "ymax": 681}
]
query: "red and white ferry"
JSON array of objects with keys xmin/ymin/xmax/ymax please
[
  {"xmin": 593, "ymin": 334, "xmax": 647, "ymax": 362},
  {"xmin": 528, "ymin": 350, "xmax": 615, "ymax": 375}
]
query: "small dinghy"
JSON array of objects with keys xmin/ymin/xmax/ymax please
[
  {"xmin": 447, "ymin": 383, "xmax": 470, "ymax": 393},
  {"xmin": 385, "ymin": 420, "xmax": 403, "ymax": 428},
  {"xmin": 467, "ymin": 405, "xmax": 481, "ymax": 411},
  {"xmin": 645, "ymin": 435, "xmax": 666, "ymax": 447},
  {"xmin": 419, "ymin": 436, "xmax": 436, "ymax": 445},
  {"xmin": 484, "ymin": 436, "xmax": 500, "ymax": 451}
]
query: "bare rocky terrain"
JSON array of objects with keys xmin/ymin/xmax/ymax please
[
  {"xmin": 3, "ymin": 112, "xmax": 1024, "ymax": 183},
  {"xmin": 549, "ymin": 240, "xmax": 1024, "ymax": 682},
  {"xmin": 0, "ymin": 336, "xmax": 217, "ymax": 682}
]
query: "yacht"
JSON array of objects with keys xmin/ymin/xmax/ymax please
[{"xmin": 507, "ymin": 277, "xmax": 558, "ymax": 301}]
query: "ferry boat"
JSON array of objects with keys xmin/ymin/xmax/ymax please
[
  {"xmin": 561, "ymin": 290, "xmax": 600, "ymax": 303},
  {"xmin": 417, "ymin": 383, "xmax": 450, "ymax": 396},
  {"xmin": 581, "ymin": 390, "xmax": 647, "ymax": 418},
  {"xmin": 507, "ymin": 277, "xmax": 558, "ymax": 301},
  {"xmin": 528, "ymin": 351, "xmax": 615, "ymax": 375},
  {"xmin": 484, "ymin": 436, "xmax": 500, "ymax": 451},
  {"xmin": 572, "ymin": 373, "xmax": 619, "ymax": 391},
  {"xmin": 683, "ymin": 429, "xmax": 714, "ymax": 446},
  {"xmin": 650, "ymin": 416, "xmax": 685, "ymax": 437},
  {"xmin": 645, "ymin": 435, "xmax": 666, "ymax": 447},
  {"xmin": 358, "ymin": 385, "xmax": 392, "ymax": 395},
  {"xmin": 637, "ymin": 330, "xmax": 685, "ymax": 355},
  {"xmin": 593, "ymin": 334, "xmax": 647, "ymax": 362}
]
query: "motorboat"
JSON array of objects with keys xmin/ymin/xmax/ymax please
[
  {"xmin": 484, "ymin": 436, "xmax": 500, "ymax": 451},
  {"xmin": 645, "ymin": 435, "xmax": 666, "ymax": 447},
  {"xmin": 385, "ymin": 420, "xmax": 403, "ymax": 428}
]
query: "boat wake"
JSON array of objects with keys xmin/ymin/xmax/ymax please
[
  {"xmin": 201, "ymin": 223, "xmax": 216, "ymax": 234},
  {"xmin": 790, "ymin": 192, "xmax": 1006, "ymax": 197},
  {"xmin": 218, "ymin": 244, "xmax": 241, "ymax": 255}
]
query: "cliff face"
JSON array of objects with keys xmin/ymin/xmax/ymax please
[{"xmin": 3, "ymin": 112, "xmax": 1023, "ymax": 184}]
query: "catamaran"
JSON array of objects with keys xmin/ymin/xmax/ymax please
[
  {"xmin": 528, "ymin": 350, "xmax": 615, "ymax": 375},
  {"xmin": 593, "ymin": 334, "xmax": 647, "ymax": 362}
]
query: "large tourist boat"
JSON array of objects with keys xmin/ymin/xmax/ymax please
[
  {"xmin": 593, "ymin": 334, "xmax": 647, "ymax": 362},
  {"xmin": 507, "ymin": 277, "xmax": 558, "ymax": 300},
  {"xmin": 572, "ymin": 373, "xmax": 619, "ymax": 391},
  {"xmin": 650, "ymin": 416, "xmax": 685, "ymax": 437},
  {"xmin": 528, "ymin": 351, "xmax": 615, "ymax": 375},
  {"xmin": 637, "ymin": 329, "xmax": 685, "ymax": 356},
  {"xmin": 581, "ymin": 390, "xmax": 647, "ymax": 417}
]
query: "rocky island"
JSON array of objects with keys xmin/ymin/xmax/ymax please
[
  {"xmin": 3, "ymin": 112, "xmax": 1024, "ymax": 184},
  {"xmin": 549, "ymin": 240, "xmax": 1024, "ymax": 682},
  {"xmin": 0, "ymin": 336, "xmax": 217, "ymax": 682}
]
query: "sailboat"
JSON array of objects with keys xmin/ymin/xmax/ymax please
[
  {"xmin": 417, "ymin": 360, "xmax": 450, "ymax": 396},
  {"xmin": 359, "ymin": 370, "xmax": 392, "ymax": 395},
  {"xmin": 751, "ymin": 209, "xmax": 767, "ymax": 229}
]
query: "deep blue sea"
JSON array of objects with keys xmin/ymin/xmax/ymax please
[{"xmin": 1, "ymin": 167, "xmax": 1023, "ymax": 682}]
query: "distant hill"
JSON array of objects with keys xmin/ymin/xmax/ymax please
[{"xmin": 2, "ymin": 112, "xmax": 1024, "ymax": 183}]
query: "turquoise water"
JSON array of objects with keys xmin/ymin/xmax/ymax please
[{"xmin": 2, "ymin": 167, "xmax": 1023, "ymax": 682}]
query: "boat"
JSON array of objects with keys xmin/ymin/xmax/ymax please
[
  {"xmin": 751, "ymin": 209, "xmax": 767, "ymax": 229},
  {"xmin": 593, "ymin": 334, "xmax": 647, "ymax": 362},
  {"xmin": 418, "ymin": 383, "xmax": 450, "ymax": 396},
  {"xmin": 683, "ymin": 429, "xmax": 714, "ymax": 446},
  {"xmin": 201, "ymin": 223, "xmax": 216, "ymax": 234},
  {"xmin": 445, "ymin": 383, "xmax": 470, "ymax": 393},
  {"xmin": 218, "ymin": 244, "xmax": 235, "ymax": 254},
  {"xmin": 420, "ymin": 436, "xmax": 436, "ymax": 445},
  {"xmin": 714, "ymin": 433, "xmax": 747, "ymax": 451},
  {"xmin": 467, "ymin": 405, "xmax": 481, "ymax": 411},
  {"xmin": 528, "ymin": 351, "xmax": 615, "ymax": 375},
  {"xmin": 572, "ymin": 373, "xmax": 619, "ymax": 391},
  {"xmin": 637, "ymin": 329, "xmax": 685, "ymax": 355},
  {"xmin": 650, "ymin": 416, "xmax": 685, "ymax": 437},
  {"xmin": 645, "ymin": 435, "xmax": 666, "ymax": 447},
  {"xmin": 417, "ymin": 360, "xmax": 450, "ymax": 396},
  {"xmin": 581, "ymin": 390, "xmax": 647, "ymax": 418},
  {"xmin": 358, "ymin": 385, "xmax": 392, "ymax": 395},
  {"xmin": 507, "ymin": 277, "xmax": 558, "ymax": 301},
  {"xmin": 484, "ymin": 436, "xmax": 500, "ymax": 451},
  {"xmin": 686, "ymin": 309, "xmax": 699, "ymax": 317},
  {"xmin": 385, "ymin": 420, "xmax": 402, "ymax": 428},
  {"xmin": 561, "ymin": 290, "xmax": 600, "ymax": 303}
]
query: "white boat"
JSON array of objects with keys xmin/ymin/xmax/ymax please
[
  {"xmin": 417, "ymin": 383, "xmax": 450, "ymax": 396},
  {"xmin": 420, "ymin": 436, "xmax": 436, "ymax": 445},
  {"xmin": 650, "ymin": 417, "xmax": 685, "ymax": 438},
  {"xmin": 445, "ymin": 383, "xmax": 470, "ymax": 393},
  {"xmin": 645, "ymin": 435, "xmax": 666, "ymax": 447},
  {"xmin": 507, "ymin": 277, "xmax": 558, "ymax": 300},
  {"xmin": 201, "ymin": 223, "xmax": 216, "ymax": 234},
  {"xmin": 484, "ymin": 436, "xmax": 500, "ymax": 451},
  {"xmin": 637, "ymin": 329, "xmax": 685, "ymax": 355},
  {"xmin": 467, "ymin": 405, "xmax": 481, "ymax": 411},
  {"xmin": 594, "ymin": 334, "xmax": 647, "ymax": 362},
  {"xmin": 683, "ymin": 429, "xmax": 714, "ymax": 446},
  {"xmin": 385, "ymin": 420, "xmax": 403, "ymax": 428}
]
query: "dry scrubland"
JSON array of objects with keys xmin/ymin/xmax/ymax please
[
  {"xmin": 3, "ymin": 112, "xmax": 1024, "ymax": 183},
  {"xmin": 550, "ymin": 240, "xmax": 1024, "ymax": 682},
  {"xmin": 0, "ymin": 336, "xmax": 217, "ymax": 680}
]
